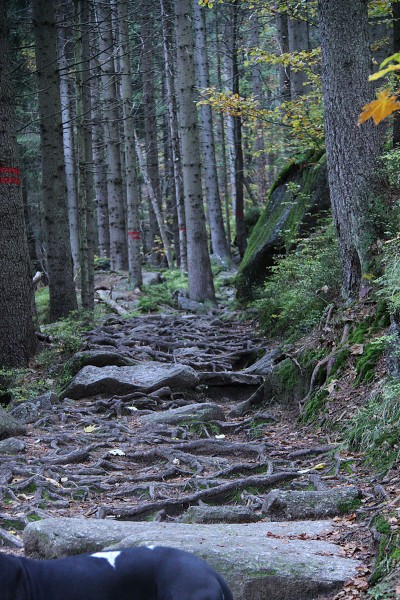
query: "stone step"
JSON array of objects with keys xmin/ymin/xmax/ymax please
[{"xmin": 24, "ymin": 518, "xmax": 360, "ymax": 600}]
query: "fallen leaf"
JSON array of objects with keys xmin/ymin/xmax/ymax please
[{"xmin": 84, "ymin": 425, "xmax": 98, "ymax": 433}]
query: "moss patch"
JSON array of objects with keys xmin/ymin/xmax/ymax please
[{"xmin": 236, "ymin": 150, "xmax": 329, "ymax": 301}]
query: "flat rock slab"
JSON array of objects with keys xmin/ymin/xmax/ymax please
[
  {"xmin": 139, "ymin": 402, "xmax": 224, "ymax": 426},
  {"xmin": 61, "ymin": 363, "xmax": 200, "ymax": 400},
  {"xmin": 198, "ymin": 372, "xmax": 263, "ymax": 403},
  {"xmin": 24, "ymin": 518, "xmax": 360, "ymax": 600}
]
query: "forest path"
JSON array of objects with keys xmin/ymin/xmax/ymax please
[{"xmin": 1, "ymin": 309, "xmax": 374, "ymax": 598}]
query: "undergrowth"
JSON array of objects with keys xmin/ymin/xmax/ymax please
[
  {"xmin": 252, "ymin": 218, "xmax": 341, "ymax": 339},
  {"xmin": 344, "ymin": 378, "xmax": 400, "ymax": 473},
  {"xmin": 138, "ymin": 270, "xmax": 188, "ymax": 312}
]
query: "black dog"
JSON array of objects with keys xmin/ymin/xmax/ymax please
[{"xmin": 1, "ymin": 545, "xmax": 233, "ymax": 600}]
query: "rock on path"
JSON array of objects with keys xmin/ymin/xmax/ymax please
[{"xmin": 24, "ymin": 517, "xmax": 360, "ymax": 600}]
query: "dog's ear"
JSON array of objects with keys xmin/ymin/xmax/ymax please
[{"xmin": 0, "ymin": 553, "xmax": 28, "ymax": 600}]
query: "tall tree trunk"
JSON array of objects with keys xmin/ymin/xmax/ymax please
[
  {"xmin": 160, "ymin": 0, "xmax": 187, "ymax": 272},
  {"xmin": 32, "ymin": 0, "xmax": 78, "ymax": 320},
  {"xmin": 193, "ymin": 0, "xmax": 230, "ymax": 263},
  {"xmin": 174, "ymin": 0, "xmax": 215, "ymax": 302},
  {"xmin": 56, "ymin": 9, "xmax": 80, "ymax": 274},
  {"xmin": 75, "ymin": 0, "xmax": 95, "ymax": 309},
  {"xmin": 0, "ymin": 0, "xmax": 38, "ymax": 366},
  {"xmin": 135, "ymin": 133, "xmax": 174, "ymax": 269},
  {"xmin": 94, "ymin": 0, "xmax": 127, "ymax": 271},
  {"xmin": 275, "ymin": 9, "xmax": 290, "ymax": 100},
  {"xmin": 90, "ymin": 59, "xmax": 109, "ymax": 258},
  {"xmin": 318, "ymin": 0, "xmax": 383, "ymax": 299},
  {"xmin": 288, "ymin": 10, "xmax": 309, "ymax": 98},
  {"xmin": 250, "ymin": 14, "xmax": 268, "ymax": 203},
  {"xmin": 231, "ymin": 2, "xmax": 246, "ymax": 258},
  {"xmin": 140, "ymin": 14, "xmax": 165, "ymax": 267},
  {"xmin": 116, "ymin": 0, "xmax": 142, "ymax": 288}
]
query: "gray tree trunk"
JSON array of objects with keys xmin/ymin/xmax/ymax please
[
  {"xmin": 32, "ymin": 0, "xmax": 78, "ymax": 320},
  {"xmin": 318, "ymin": 0, "xmax": 383, "ymax": 299},
  {"xmin": 251, "ymin": 15, "xmax": 268, "ymax": 203},
  {"xmin": 193, "ymin": 0, "xmax": 230, "ymax": 263},
  {"xmin": 94, "ymin": 0, "xmax": 127, "ymax": 271},
  {"xmin": 117, "ymin": 0, "xmax": 142, "ymax": 289},
  {"xmin": 90, "ymin": 60, "xmax": 109, "ymax": 258},
  {"xmin": 275, "ymin": 9, "xmax": 290, "ymax": 100},
  {"xmin": 135, "ymin": 133, "xmax": 174, "ymax": 269},
  {"xmin": 174, "ymin": 0, "xmax": 215, "ymax": 302},
  {"xmin": 56, "ymin": 12, "xmax": 80, "ymax": 274},
  {"xmin": 160, "ymin": 0, "xmax": 187, "ymax": 272},
  {"xmin": 0, "ymin": 0, "xmax": 37, "ymax": 366},
  {"xmin": 140, "ymin": 14, "xmax": 165, "ymax": 267},
  {"xmin": 75, "ymin": 0, "xmax": 95, "ymax": 309},
  {"xmin": 288, "ymin": 13, "xmax": 309, "ymax": 98}
]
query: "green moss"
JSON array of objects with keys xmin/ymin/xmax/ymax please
[
  {"xmin": 369, "ymin": 515, "xmax": 400, "ymax": 587},
  {"xmin": 300, "ymin": 388, "xmax": 329, "ymax": 423},
  {"xmin": 337, "ymin": 498, "xmax": 362, "ymax": 514},
  {"xmin": 330, "ymin": 347, "xmax": 351, "ymax": 377},
  {"xmin": 355, "ymin": 342, "xmax": 384, "ymax": 384},
  {"xmin": 236, "ymin": 150, "xmax": 327, "ymax": 301}
]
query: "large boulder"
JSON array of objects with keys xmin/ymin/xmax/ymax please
[
  {"xmin": 0, "ymin": 406, "xmax": 26, "ymax": 440},
  {"xmin": 60, "ymin": 363, "xmax": 200, "ymax": 400},
  {"xmin": 23, "ymin": 518, "xmax": 360, "ymax": 600},
  {"xmin": 236, "ymin": 151, "xmax": 330, "ymax": 301}
]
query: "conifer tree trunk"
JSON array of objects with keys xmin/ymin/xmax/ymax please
[
  {"xmin": 318, "ymin": 0, "xmax": 383, "ymax": 299},
  {"xmin": 140, "ymin": 14, "xmax": 165, "ymax": 266},
  {"xmin": 251, "ymin": 15, "xmax": 268, "ymax": 203},
  {"xmin": 90, "ymin": 59, "xmax": 110, "ymax": 258},
  {"xmin": 32, "ymin": 0, "xmax": 78, "ymax": 320},
  {"xmin": 160, "ymin": 0, "xmax": 187, "ymax": 272},
  {"xmin": 0, "ymin": 0, "xmax": 38, "ymax": 366},
  {"xmin": 174, "ymin": 0, "xmax": 215, "ymax": 302},
  {"xmin": 75, "ymin": 0, "xmax": 95, "ymax": 309},
  {"xmin": 193, "ymin": 0, "xmax": 230, "ymax": 263},
  {"xmin": 94, "ymin": 0, "xmax": 127, "ymax": 271},
  {"xmin": 117, "ymin": 0, "xmax": 142, "ymax": 288},
  {"xmin": 56, "ymin": 9, "xmax": 80, "ymax": 274},
  {"xmin": 288, "ymin": 10, "xmax": 309, "ymax": 98}
]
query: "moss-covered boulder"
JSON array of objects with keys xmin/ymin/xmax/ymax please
[{"xmin": 236, "ymin": 151, "xmax": 330, "ymax": 301}]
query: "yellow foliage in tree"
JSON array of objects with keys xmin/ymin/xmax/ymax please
[{"xmin": 358, "ymin": 90, "xmax": 400, "ymax": 126}]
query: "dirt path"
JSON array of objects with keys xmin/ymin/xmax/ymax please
[{"xmin": 0, "ymin": 310, "xmax": 386, "ymax": 597}]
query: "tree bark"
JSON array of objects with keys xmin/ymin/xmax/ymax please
[
  {"xmin": 193, "ymin": 0, "xmax": 230, "ymax": 263},
  {"xmin": 0, "ymin": 0, "xmax": 38, "ymax": 366},
  {"xmin": 56, "ymin": 5, "xmax": 80, "ymax": 275},
  {"xmin": 160, "ymin": 0, "xmax": 187, "ymax": 272},
  {"xmin": 75, "ymin": 0, "xmax": 95, "ymax": 309},
  {"xmin": 140, "ymin": 14, "xmax": 165, "ymax": 267},
  {"xmin": 117, "ymin": 0, "xmax": 142, "ymax": 289},
  {"xmin": 288, "ymin": 11, "xmax": 309, "ymax": 98},
  {"xmin": 94, "ymin": 0, "xmax": 127, "ymax": 271},
  {"xmin": 318, "ymin": 0, "xmax": 383, "ymax": 299},
  {"xmin": 32, "ymin": 0, "xmax": 78, "ymax": 320},
  {"xmin": 174, "ymin": 0, "xmax": 215, "ymax": 302}
]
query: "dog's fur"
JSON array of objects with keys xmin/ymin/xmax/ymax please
[{"xmin": 1, "ymin": 545, "xmax": 233, "ymax": 600}]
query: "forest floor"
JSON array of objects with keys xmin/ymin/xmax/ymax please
[{"xmin": 1, "ymin": 271, "xmax": 400, "ymax": 598}]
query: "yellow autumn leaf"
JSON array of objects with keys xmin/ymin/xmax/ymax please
[
  {"xmin": 312, "ymin": 463, "xmax": 326, "ymax": 470},
  {"xmin": 369, "ymin": 64, "xmax": 400, "ymax": 81},
  {"xmin": 84, "ymin": 424, "xmax": 98, "ymax": 433},
  {"xmin": 358, "ymin": 90, "xmax": 400, "ymax": 125}
]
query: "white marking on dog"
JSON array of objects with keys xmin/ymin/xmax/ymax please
[
  {"xmin": 91, "ymin": 551, "xmax": 122, "ymax": 568},
  {"xmin": 146, "ymin": 545, "xmax": 155, "ymax": 550}
]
